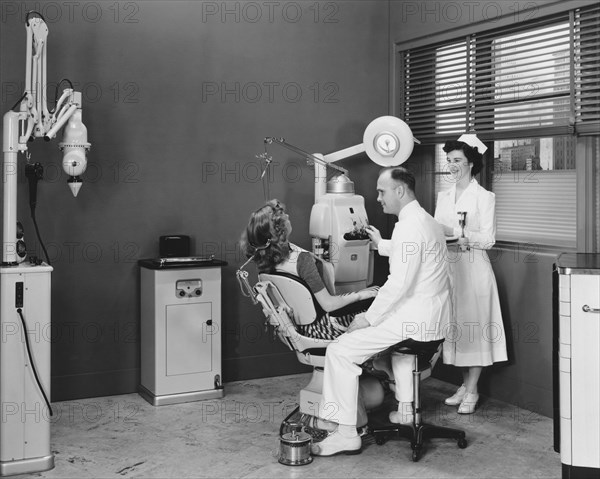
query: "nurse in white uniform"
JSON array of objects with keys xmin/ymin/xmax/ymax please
[{"xmin": 434, "ymin": 134, "xmax": 508, "ymax": 414}]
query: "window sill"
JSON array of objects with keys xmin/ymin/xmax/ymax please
[{"xmin": 492, "ymin": 241, "xmax": 578, "ymax": 257}]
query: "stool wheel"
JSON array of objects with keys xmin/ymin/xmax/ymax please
[
  {"xmin": 374, "ymin": 433, "xmax": 387, "ymax": 446},
  {"xmin": 412, "ymin": 448, "xmax": 421, "ymax": 462},
  {"xmin": 458, "ymin": 437, "xmax": 468, "ymax": 449}
]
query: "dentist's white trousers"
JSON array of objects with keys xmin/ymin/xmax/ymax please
[{"xmin": 319, "ymin": 322, "xmax": 417, "ymax": 426}]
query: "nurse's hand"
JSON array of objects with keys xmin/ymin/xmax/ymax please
[
  {"xmin": 443, "ymin": 224, "xmax": 455, "ymax": 236},
  {"xmin": 364, "ymin": 225, "xmax": 382, "ymax": 246},
  {"xmin": 347, "ymin": 313, "xmax": 370, "ymax": 333}
]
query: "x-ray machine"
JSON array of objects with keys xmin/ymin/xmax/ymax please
[{"xmin": 1, "ymin": 12, "xmax": 90, "ymax": 476}]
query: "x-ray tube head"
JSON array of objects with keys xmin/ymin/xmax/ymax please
[
  {"xmin": 59, "ymin": 109, "xmax": 90, "ymax": 196},
  {"xmin": 67, "ymin": 176, "xmax": 83, "ymax": 197}
]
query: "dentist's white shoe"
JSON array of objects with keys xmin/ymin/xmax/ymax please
[
  {"xmin": 388, "ymin": 410, "xmax": 414, "ymax": 425},
  {"xmin": 388, "ymin": 401, "xmax": 414, "ymax": 425},
  {"xmin": 310, "ymin": 431, "xmax": 362, "ymax": 457}
]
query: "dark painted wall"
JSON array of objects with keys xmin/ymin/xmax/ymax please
[{"xmin": 0, "ymin": 0, "xmax": 392, "ymax": 400}]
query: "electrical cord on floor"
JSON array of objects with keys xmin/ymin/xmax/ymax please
[{"xmin": 16, "ymin": 308, "xmax": 54, "ymax": 416}]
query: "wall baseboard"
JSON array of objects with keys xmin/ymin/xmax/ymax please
[
  {"xmin": 224, "ymin": 353, "xmax": 311, "ymax": 382},
  {"xmin": 51, "ymin": 353, "xmax": 310, "ymax": 401},
  {"xmin": 52, "ymin": 368, "xmax": 140, "ymax": 402}
]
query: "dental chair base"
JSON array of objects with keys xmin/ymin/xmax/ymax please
[{"xmin": 299, "ymin": 367, "xmax": 326, "ymax": 419}]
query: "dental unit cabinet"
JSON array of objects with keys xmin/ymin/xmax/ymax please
[{"xmin": 309, "ymin": 175, "xmax": 374, "ymax": 292}]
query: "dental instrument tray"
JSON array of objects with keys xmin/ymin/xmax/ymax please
[
  {"xmin": 138, "ymin": 256, "xmax": 228, "ymax": 269},
  {"xmin": 159, "ymin": 255, "xmax": 214, "ymax": 265}
]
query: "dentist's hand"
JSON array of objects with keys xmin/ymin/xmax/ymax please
[
  {"xmin": 347, "ymin": 313, "xmax": 370, "ymax": 333},
  {"xmin": 364, "ymin": 225, "xmax": 382, "ymax": 247}
]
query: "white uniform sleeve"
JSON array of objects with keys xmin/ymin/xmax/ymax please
[
  {"xmin": 365, "ymin": 227, "xmax": 422, "ymax": 327},
  {"xmin": 466, "ymin": 190, "xmax": 496, "ymax": 249},
  {"xmin": 434, "ymin": 192, "xmax": 456, "ymax": 236},
  {"xmin": 377, "ymin": 239, "xmax": 393, "ymax": 257},
  {"xmin": 433, "ymin": 192, "xmax": 444, "ymax": 223}
]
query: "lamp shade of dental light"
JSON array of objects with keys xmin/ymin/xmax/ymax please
[
  {"xmin": 363, "ymin": 116, "xmax": 415, "ymax": 166},
  {"xmin": 58, "ymin": 109, "xmax": 90, "ymax": 197}
]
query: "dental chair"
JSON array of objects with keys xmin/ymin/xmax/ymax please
[
  {"xmin": 238, "ymin": 269, "xmax": 467, "ymax": 460},
  {"xmin": 253, "ymin": 272, "xmax": 349, "ymax": 427}
]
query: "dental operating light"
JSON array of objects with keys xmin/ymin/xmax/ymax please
[
  {"xmin": 260, "ymin": 116, "xmax": 419, "ymax": 293},
  {"xmin": 263, "ymin": 116, "xmax": 418, "ymax": 202}
]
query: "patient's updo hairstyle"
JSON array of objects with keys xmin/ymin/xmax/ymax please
[
  {"xmin": 443, "ymin": 140, "xmax": 484, "ymax": 176},
  {"xmin": 240, "ymin": 199, "xmax": 291, "ymax": 273}
]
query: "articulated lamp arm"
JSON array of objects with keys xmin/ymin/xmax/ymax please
[
  {"xmin": 263, "ymin": 116, "xmax": 419, "ymax": 202},
  {"xmin": 23, "ymin": 12, "xmax": 90, "ymax": 191}
]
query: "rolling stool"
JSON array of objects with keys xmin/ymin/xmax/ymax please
[{"xmin": 367, "ymin": 338, "xmax": 468, "ymax": 461}]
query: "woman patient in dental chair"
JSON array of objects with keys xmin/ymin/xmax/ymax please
[{"xmin": 240, "ymin": 199, "xmax": 378, "ymax": 340}]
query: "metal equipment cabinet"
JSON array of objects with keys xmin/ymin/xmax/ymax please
[
  {"xmin": 0, "ymin": 264, "xmax": 53, "ymax": 476},
  {"xmin": 554, "ymin": 253, "xmax": 600, "ymax": 479},
  {"xmin": 138, "ymin": 259, "xmax": 227, "ymax": 406}
]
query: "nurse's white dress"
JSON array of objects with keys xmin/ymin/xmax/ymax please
[{"xmin": 435, "ymin": 179, "xmax": 508, "ymax": 367}]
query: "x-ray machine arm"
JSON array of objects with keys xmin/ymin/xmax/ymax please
[{"xmin": 2, "ymin": 11, "xmax": 90, "ymax": 265}]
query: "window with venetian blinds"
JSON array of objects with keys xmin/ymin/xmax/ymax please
[{"xmin": 399, "ymin": 4, "xmax": 599, "ymax": 248}]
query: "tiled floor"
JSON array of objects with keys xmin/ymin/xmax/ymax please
[{"xmin": 23, "ymin": 374, "xmax": 560, "ymax": 478}]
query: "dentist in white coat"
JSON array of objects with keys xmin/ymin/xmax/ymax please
[{"xmin": 312, "ymin": 166, "xmax": 452, "ymax": 457}]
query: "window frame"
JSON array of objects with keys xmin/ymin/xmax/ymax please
[{"xmin": 393, "ymin": 3, "xmax": 599, "ymax": 253}]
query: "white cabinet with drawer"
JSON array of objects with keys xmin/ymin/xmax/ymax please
[{"xmin": 556, "ymin": 253, "xmax": 600, "ymax": 479}]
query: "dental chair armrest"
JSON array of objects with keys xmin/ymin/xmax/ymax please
[
  {"xmin": 329, "ymin": 298, "xmax": 375, "ymax": 317},
  {"xmin": 296, "ymin": 348, "xmax": 327, "ymax": 368},
  {"xmin": 287, "ymin": 335, "xmax": 332, "ymax": 353}
]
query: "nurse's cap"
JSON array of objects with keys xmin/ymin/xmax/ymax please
[{"xmin": 457, "ymin": 133, "xmax": 488, "ymax": 154}]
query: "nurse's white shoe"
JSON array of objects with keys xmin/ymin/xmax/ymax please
[
  {"xmin": 444, "ymin": 384, "xmax": 467, "ymax": 406},
  {"xmin": 458, "ymin": 393, "xmax": 479, "ymax": 414},
  {"xmin": 310, "ymin": 431, "xmax": 362, "ymax": 457}
]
